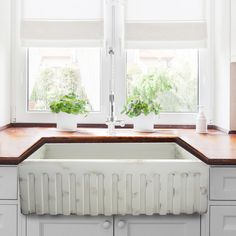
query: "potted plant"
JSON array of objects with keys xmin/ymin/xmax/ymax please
[
  {"xmin": 122, "ymin": 70, "xmax": 172, "ymax": 132},
  {"xmin": 122, "ymin": 96, "xmax": 162, "ymax": 131},
  {"xmin": 50, "ymin": 93, "xmax": 89, "ymax": 131}
]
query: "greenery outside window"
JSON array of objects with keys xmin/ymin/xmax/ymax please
[
  {"xmin": 126, "ymin": 49, "xmax": 199, "ymax": 113},
  {"xmin": 27, "ymin": 48, "xmax": 101, "ymax": 112}
]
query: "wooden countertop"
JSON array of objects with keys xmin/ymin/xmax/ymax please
[{"xmin": 0, "ymin": 127, "xmax": 236, "ymax": 165}]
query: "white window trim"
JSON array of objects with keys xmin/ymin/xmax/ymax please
[
  {"xmin": 113, "ymin": 1, "xmax": 213, "ymax": 125},
  {"xmin": 11, "ymin": 0, "xmax": 213, "ymax": 125},
  {"xmin": 13, "ymin": 47, "xmax": 109, "ymax": 123},
  {"xmin": 11, "ymin": 0, "xmax": 110, "ymax": 124},
  {"xmin": 115, "ymin": 49, "xmax": 212, "ymax": 125}
]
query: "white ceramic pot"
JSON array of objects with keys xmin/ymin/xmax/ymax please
[
  {"xmin": 56, "ymin": 112, "xmax": 78, "ymax": 131},
  {"xmin": 133, "ymin": 113, "xmax": 156, "ymax": 132}
]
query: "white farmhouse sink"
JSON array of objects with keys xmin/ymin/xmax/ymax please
[{"xmin": 19, "ymin": 143, "xmax": 208, "ymax": 216}]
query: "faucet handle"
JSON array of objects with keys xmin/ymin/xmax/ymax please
[
  {"xmin": 106, "ymin": 119, "xmax": 125, "ymax": 136},
  {"xmin": 106, "ymin": 122, "xmax": 115, "ymax": 135},
  {"xmin": 115, "ymin": 119, "xmax": 125, "ymax": 127}
]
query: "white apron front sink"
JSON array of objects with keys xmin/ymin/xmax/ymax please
[{"xmin": 19, "ymin": 142, "xmax": 208, "ymax": 216}]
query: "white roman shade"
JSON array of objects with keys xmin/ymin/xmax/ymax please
[
  {"xmin": 21, "ymin": 0, "xmax": 104, "ymax": 47},
  {"xmin": 125, "ymin": 0, "xmax": 207, "ymax": 49}
]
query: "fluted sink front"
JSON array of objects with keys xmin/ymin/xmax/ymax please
[{"xmin": 19, "ymin": 143, "xmax": 208, "ymax": 216}]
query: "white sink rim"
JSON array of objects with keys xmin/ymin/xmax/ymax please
[{"xmin": 26, "ymin": 142, "xmax": 200, "ymax": 162}]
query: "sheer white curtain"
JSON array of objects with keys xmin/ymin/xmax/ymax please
[
  {"xmin": 21, "ymin": 0, "xmax": 104, "ymax": 47},
  {"xmin": 125, "ymin": 0, "xmax": 207, "ymax": 49}
]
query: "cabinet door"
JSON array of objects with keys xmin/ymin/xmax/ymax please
[
  {"xmin": 115, "ymin": 215, "xmax": 200, "ymax": 236},
  {"xmin": 210, "ymin": 167, "xmax": 236, "ymax": 200},
  {"xmin": 0, "ymin": 205, "xmax": 17, "ymax": 236},
  {"xmin": 0, "ymin": 167, "xmax": 17, "ymax": 199},
  {"xmin": 27, "ymin": 215, "xmax": 113, "ymax": 236},
  {"xmin": 211, "ymin": 206, "xmax": 236, "ymax": 236}
]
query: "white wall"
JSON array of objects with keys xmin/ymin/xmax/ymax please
[
  {"xmin": 0, "ymin": 0, "xmax": 11, "ymax": 126},
  {"xmin": 230, "ymin": 63, "xmax": 236, "ymax": 130},
  {"xmin": 213, "ymin": 0, "xmax": 236, "ymax": 131},
  {"xmin": 213, "ymin": 0, "xmax": 231, "ymax": 130}
]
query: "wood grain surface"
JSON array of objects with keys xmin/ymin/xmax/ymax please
[{"xmin": 0, "ymin": 127, "xmax": 235, "ymax": 165}]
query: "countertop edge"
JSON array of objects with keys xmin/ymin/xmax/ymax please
[
  {"xmin": 1, "ymin": 127, "xmax": 236, "ymax": 166},
  {"xmin": 0, "ymin": 135, "xmax": 214, "ymax": 165}
]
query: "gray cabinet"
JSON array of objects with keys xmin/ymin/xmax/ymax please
[
  {"xmin": 0, "ymin": 205, "xmax": 17, "ymax": 236},
  {"xmin": 211, "ymin": 206, "xmax": 236, "ymax": 236},
  {"xmin": 210, "ymin": 167, "xmax": 236, "ymax": 236},
  {"xmin": 115, "ymin": 215, "xmax": 200, "ymax": 236},
  {"xmin": 26, "ymin": 215, "xmax": 113, "ymax": 236},
  {"xmin": 0, "ymin": 167, "xmax": 18, "ymax": 236},
  {"xmin": 26, "ymin": 215, "xmax": 201, "ymax": 236},
  {"xmin": 0, "ymin": 167, "xmax": 17, "ymax": 199},
  {"xmin": 210, "ymin": 167, "xmax": 236, "ymax": 200}
]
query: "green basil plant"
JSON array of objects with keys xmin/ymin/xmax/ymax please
[{"xmin": 49, "ymin": 93, "xmax": 89, "ymax": 116}]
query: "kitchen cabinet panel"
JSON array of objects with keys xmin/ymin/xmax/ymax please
[
  {"xmin": 115, "ymin": 215, "xmax": 200, "ymax": 236},
  {"xmin": 0, "ymin": 205, "xmax": 17, "ymax": 236},
  {"xmin": 0, "ymin": 167, "xmax": 17, "ymax": 199},
  {"xmin": 211, "ymin": 206, "xmax": 236, "ymax": 236},
  {"xmin": 210, "ymin": 167, "xmax": 236, "ymax": 200},
  {"xmin": 27, "ymin": 215, "xmax": 113, "ymax": 236}
]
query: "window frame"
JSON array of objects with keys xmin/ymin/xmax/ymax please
[
  {"xmin": 124, "ymin": 48, "xmax": 201, "ymax": 114},
  {"xmin": 26, "ymin": 47, "xmax": 104, "ymax": 113},
  {"xmin": 12, "ymin": 0, "xmax": 110, "ymax": 123},
  {"xmin": 13, "ymin": 47, "xmax": 109, "ymax": 123},
  {"xmin": 12, "ymin": 0, "xmax": 213, "ymax": 125},
  {"xmin": 116, "ymin": 49, "xmax": 213, "ymax": 125}
]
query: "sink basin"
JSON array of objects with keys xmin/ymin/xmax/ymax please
[{"xmin": 19, "ymin": 142, "xmax": 208, "ymax": 216}]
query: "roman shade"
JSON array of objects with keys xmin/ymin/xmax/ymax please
[
  {"xmin": 21, "ymin": 0, "xmax": 103, "ymax": 47},
  {"xmin": 125, "ymin": 0, "xmax": 207, "ymax": 49}
]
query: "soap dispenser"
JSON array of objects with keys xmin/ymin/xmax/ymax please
[{"xmin": 196, "ymin": 105, "xmax": 207, "ymax": 133}]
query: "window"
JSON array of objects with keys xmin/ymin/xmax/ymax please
[
  {"xmin": 13, "ymin": 0, "xmax": 211, "ymax": 124},
  {"xmin": 28, "ymin": 48, "xmax": 101, "ymax": 112},
  {"xmin": 126, "ymin": 49, "xmax": 199, "ymax": 113}
]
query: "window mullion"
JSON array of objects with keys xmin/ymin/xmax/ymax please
[
  {"xmin": 113, "ymin": 0, "xmax": 126, "ymax": 117},
  {"xmin": 104, "ymin": 0, "xmax": 126, "ymax": 120}
]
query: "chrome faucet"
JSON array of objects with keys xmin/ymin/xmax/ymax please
[
  {"xmin": 106, "ymin": 48, "xmax": 125, "ymax": 135},
  {"xmin": 106, "ymin": 93, "xmax": 125, "ymax": 135}
]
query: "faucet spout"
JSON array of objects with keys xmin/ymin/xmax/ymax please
[
  {"xmin": 106, "ymin": 45, "xmax": 124, "ymax": 135},
  {"xmin": 109, "ymin": 93, "xmax": 115, "ymax": 122},
  {"xmin": 106, "ymin": 93, "xmax": 125, "ymax": 135}
]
